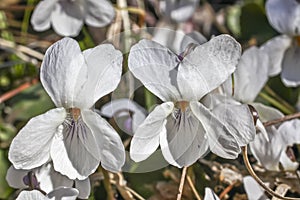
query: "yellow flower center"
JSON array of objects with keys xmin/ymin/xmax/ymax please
[
  {"xmin": 67, "ymin": 107, "xmax": 81, "ymax": 121},
  {"xmin": 176, "ymin": 101, "xmax": 189, "ymax": 112}
]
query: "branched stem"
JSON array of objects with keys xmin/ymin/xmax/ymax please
[
  {"xmin": 177, "ymin": 166, "xmax": 188, "ymax": 200},
  {"xmin": 242, "ymin": 146, "xmax": 300, "ymax": 200}
]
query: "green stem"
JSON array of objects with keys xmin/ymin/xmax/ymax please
[
  {"xmin": 82, "ymin": 27, "xmax": 95, "ymax": 48},
  {"xmin": 259, "ymin": 92, "xmax": 293, "ymax": 114},
  {"xmin": 264, "ymin": 85, "xmax": 295, "ymax": 113},
  {"xmin": 144, "ymin": 89, "xmax": 156, "ymax": 111},
  {"xmin": 21, "ymin": 0, "xmax": 35, "ymax": 42}
]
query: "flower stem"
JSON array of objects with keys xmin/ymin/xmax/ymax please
[
  {"xmin": 259, "ymin": 92, "xmax": 294, "ymax": 114},
  {"xmin": 101, "ymin": 166, "xmax": 115, "ymax": 200},
  {"xmin": 186, "ymin": 174, "xmax": 202, "ymax": 200},
  {"xmin": 144, "ymin": 88, "xmax": 156, "ymax": 111},
  {"xmin": 177, "ymin": 166, "xmax": 188, "ymax": 200},
  {"xmin": 21, "ymin": 0, "xmax": 35, "ymax": 42},
  {"xmin": 264, "ymin": 85, "xmax": 295, "ymax": 113},
  {"xmin": 242, "ymin": 146, "xmax": 300, "ymax": 200}
]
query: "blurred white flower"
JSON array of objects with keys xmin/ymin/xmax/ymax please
[
  {"xmin": 6, "ymin": 163, "xmax": 90, "ymax": 199},
  {"xmin": 203, "ymin": 187, "xmax": 220, "ymax": 200},
  {"xmin": 243, "ymin": 176, "xmax": 269, "ymax": 200},
  {"xmin": 31, "ymin": 0, "xmax": 115, "ymax": 37},
  {"xmin": 129, "ymin": 35, "xmax": 242, "ymax": 167},
  {"xmin": 250, "ymin": 103, "xmax": 300, "ymax": 171},
  {"xmin": 264, "ymin": 0, "xmax": 300, "ymax": 87},
  {"xmin": 16, "ymin": 187, "xmax": 79, "ymax": 200},
  {"xmin": 100, "ymin": 98, "xmax": 147, "ymax": 135},
  {"xmin": 159, "ymin": 0, "xmax": 199, "ymax": 23},
  {"xmin": 223, "ymin": 46, "xmax": 270, "ymax": 103},
  {"xmin": 8, "ymin": 37, "xmax": 125, "ymax": 180}
]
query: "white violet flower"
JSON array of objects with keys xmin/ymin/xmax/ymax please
[
  {"xmin": 16, "ymin": 187, "xmax": 79, "ymax": 200},
  {"xmin": 6, "ymin": 163, "xmax": 90, "ymax": 199},
  {"xmin": 129, "ymin": 35, "xmax": 242, "ymax": 167},
  {"xmin": 8, "ymin": 37, "xmax": 125, "ymax": 180},
  {"xmin": 264, "ymin": 0, "xmax": 300, "ymax": 87},
  {"xmin": 31, "ymin": 0, "xmax": 115, "ymax": 37}
]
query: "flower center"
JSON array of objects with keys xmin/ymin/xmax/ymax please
[
  {"xmin": 67, "ymin": 107, "xmax": 81, "ymax": 121},
  {"xmin": 175, "ymin": 101, "xmax": 189, "ymax": 112},
  {"xmin": 64, "ymin": 107, "xmax": 87, "ymax": 141}
]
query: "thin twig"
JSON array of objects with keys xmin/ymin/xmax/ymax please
[
  {"xmin": 242, "ymin": 146, "xmax": 300, "ymax": 200},
  {"xmin": 0, "ymin": 38, "xmax": 44, "ymax": 61},
  {"xmin": 0, "ymin": 79, "xmax": 38, "ymax": 103},
  {"xmin": 186, "ymin": 175, "xmax": 202, "ymax": 200},
  {"xmin": 263, "ymin": 112, "xmax": 300, "ymax": 127},
  {"xmin": 110, "ymin": 179, "xmax": 145, "ymax": 200},
  {"xmin": 122, "ymin": 186, "xmax": 145, "ymax": 200},
  {"xmin": 177, "ymin": 166, "xmax": 188, "ymax": 200},
  {"xmin": 219, "ymin": 181, "xmax": 236, "ymax": 200}
]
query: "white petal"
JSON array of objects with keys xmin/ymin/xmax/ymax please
[
  {"xmin": 30, "ymin": 0, "xmax": 58, "ymax": 31},
  {"xmin": 212, "ymin": 103, "xmax": 256, "ymax": 146},
  {"xmin": 151, "ymin": 25, "xmax": 181, "ymax": 54},
  {"xmin": 50, "ymin": 134, "xmax": 86, "ymax": 180},
  {"xmin": 40, "ymin": 37, "xmax": 87, "ymax": 108},
  {"xmin": 6, "ymin": 166, "xmax": 27, "ymax": 188},
  {"xmin": 130, "ymin": 102, "xmax": 174, "ymax": 162},
  {"xmin": 52, "ymin": 116, "xmax": 100, "ymax": 179},
  {"xmin": 243, "ymin": 176, "xmax": 268, "ymax": 200},
  {"xmin": 51, "ymin": 2, "xmax": 84, "ymax": 36},
  {"xmin": 251, "ymin": 103, "xmax": 284, "ymax": 122},
  {"xmin": 281, "ymin": 45, "xmax": 300, "ymax": 87},
  {"xmin": 190, "ymin": 101, "xmax": 241, "ymax": 159},
  {"xmin": 232, "ymin": 46, "xmax": 269, "ymax": 103},
  {"xmin": 279, "ymin": 151, "xmax": 299, "ymax": 171},
  {"xmin": 128, "ymin": 39, "xmax": 182, "ymax": 101},
  {"xmin": 82, "ymin": 110, "xmax": 125, "ymax": 172},
  {"xmin": 47, "ymin": 187, "xmax": 79, "ymax": 200},
  {"xmin": 165, "ymin": 0, "xmax": 199, "ymax": 22},
  {"xmin": 160, "ymin": 106, "xmax": 209, "ymax": 167},
  {"xmin": 204, "ymin": 187, "xmax": 220, "ymax": 200},
  {"xmin": 78, "ymin": 44, "xmax": 123, "ymax": 108},
  {"xmin": 178, "ymin": 34, "xmax": 241, "ymax": 101},
  {"xmin": 249, "ymin": 126, "xmax": 283, "ymax": 171},
  {"xmin": 278, "ymin": 119, "xmax": 300, "ymax": 145},
  {"xmin": 17, "ymin": 190, "xmax": 48, "ymax": 200},
  {"xmin": 100, "ymin": 98, "xmax": 147, "ymax": 134},
  {"xmin": 9, "ymin": 108, "xmax": 66, "ymax": 170},
  {"xmin": 260, "ymin": 35, "xmax": 291, "ymax": 76},
  {"xmin": 266, "ymin": 0, "xmax": 300, "ymax": 35},
  {"xmin": 256, "ymin": 119, "xmax": 269, "ymax": 142},
  {"xmin": 85, "ymin": 0, "xmax": 115, "ymax": 27},
  {"xmin": 38, "ymin": 163, "xmax": 73, "ymax": 193},
  {"xmin": 75, "ymin": 178, "xmax": 91, "ymax": 199}
]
